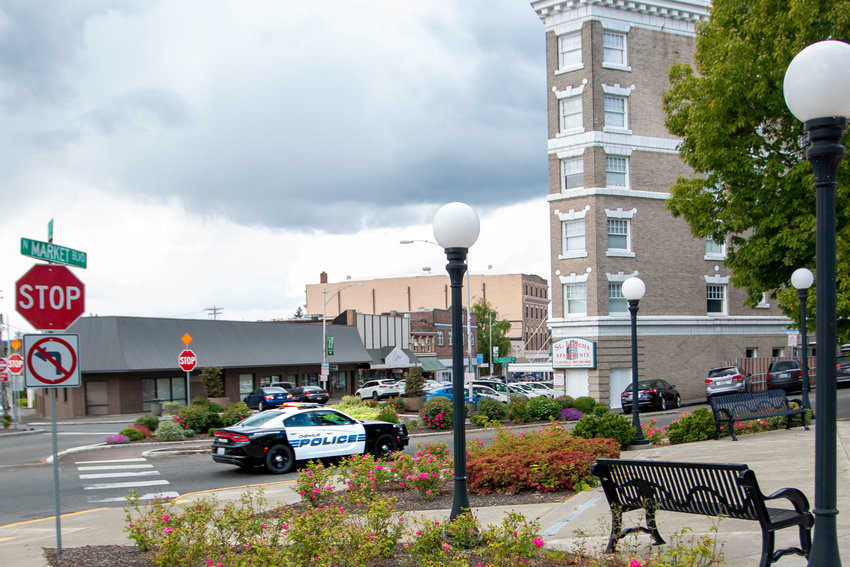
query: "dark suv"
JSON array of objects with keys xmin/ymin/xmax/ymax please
[
  {"xmin": 765, "ymin": 360, "xmax": 803, "ymax": 392},
  {"xmin": 836, "ymin": 355, "xmax": 850, "ymax": 385}
]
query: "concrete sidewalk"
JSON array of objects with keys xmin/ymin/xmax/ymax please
[{"xmin": 1, "ymin": 421, "xmax": 847, "ymax": 566}]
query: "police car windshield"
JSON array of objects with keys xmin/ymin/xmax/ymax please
[{"xmin": 238, "ymin": 412, "xmax": 283, "ymax": 428}]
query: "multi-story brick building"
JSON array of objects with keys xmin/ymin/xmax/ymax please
[
  {"xmin": 530, "ymin": 0, "xmax": 792, "ymax": 406},
  {"xmin": 305, "ymin": 272, "xmax": 550, "ymax": 366}
]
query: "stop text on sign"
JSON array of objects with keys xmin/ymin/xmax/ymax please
[{"xmin": 17, "ymin": 284, "xmax": 82, "ymax": 310}]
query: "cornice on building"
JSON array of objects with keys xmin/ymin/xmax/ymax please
[
  {"xmin": 548, "ymin": 315, "xmax": 793, "ymax": 338},
  {"xmin": 531, "ymin": 0, "xmax": 710, "ymax": 27}
]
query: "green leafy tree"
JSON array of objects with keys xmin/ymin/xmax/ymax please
[
  {"xmin": 292, "ymin": 306, "xmax": 306, "ymax": 319},
  {"xmin": 199, "ymin": 367, "xmax": 224, "ymax": 398},
  {"xmin": 472, "ymin": 299, "xmax": 513, "ymax": 376},
  {"xmin": 663, "ymin": 0, "xmax": 850, "ymax": 338}
]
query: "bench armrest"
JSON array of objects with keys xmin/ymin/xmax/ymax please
[{"xmin": 764, "ymin": 487, "xmax": 811, "ymax": 514}]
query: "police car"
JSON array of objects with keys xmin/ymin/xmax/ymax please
[{"xmin": 211, "ymin": 403, "xmax": 409, "ymax": 474}]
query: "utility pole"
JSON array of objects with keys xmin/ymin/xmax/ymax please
[{"xmin": 205, "ymin": 306, "xmax": 223, "ymax": 320}]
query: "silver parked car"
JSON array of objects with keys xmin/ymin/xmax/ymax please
[{"xmin": 705, "ymin": 366, "xmax": 750, "ymax": 401}]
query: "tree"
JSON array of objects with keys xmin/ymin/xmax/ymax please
[
  {"xmin": 472, "ymin": 299, "xmax": 512, "ymax": 376},
  {"xmin": 663, "ymin": 0, "xmax": 850, "ymax": 338},
  {"xmin": 292, "ymin": 306, "xmax": 305, "ymax": 319},
  {"xmin": 405, "ymin": 366, "xmax": 426, "ymax": 398},
  {"xmin": 200, "ymin": 367, "xmax": 225, "ymax": 398}
]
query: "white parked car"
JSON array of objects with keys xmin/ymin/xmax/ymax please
[
  {"xmin": 518, "ymin": 382, "xmax": 555, "ymax": 398},
  {"xmin": 355, "ymin": 379, "xmax": 400, "ymax": 400},
  {"xmin": 471, "ymin": 384, "xmax": 510, "ymax": 404}
]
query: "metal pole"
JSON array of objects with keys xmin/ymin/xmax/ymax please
[
  {"xmin": 628, "ymin": 299, "xmax": 648, "ymax": 445},
  {"xmin": 322, "ymin": 287, "xmax": 327, "ymax": 370},
  {"xmin": 806, "ymin": 115, "xmax": 846, "ymax": 567},
  {"xmin": 465, "ymin": 270, "xmax": 473, "ymax": 380},
  {"xmin": 51, "ymin": 388, "xmax": 62, "ymax": 554},
  {"xmin": 488, "ymin": 313, "xmax": 493, "ymax": 377},
  {"xmin": 446, "ymin": 247, "xmax": 471, "ymax": 520},
  {"xmin": 798, "ymin": 288, "xmax": 811, "ymax": 410},
  {"xmin": 185, "ymin": 370, "xmax": 191, "ymax": 407}
]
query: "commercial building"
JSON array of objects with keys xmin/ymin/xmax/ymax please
[{"xmin": 530, "ymin": 0, "xmax": 791, "ymax": 406}]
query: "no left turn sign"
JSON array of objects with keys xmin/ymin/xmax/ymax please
[{"xmin": 23, "ymin": 334, "xmax": 81, "ymax": 388}]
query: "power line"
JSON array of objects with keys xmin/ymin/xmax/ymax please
[{"xmin": 206, "ymin": 306, "xmax": 223, "ymax": 320}]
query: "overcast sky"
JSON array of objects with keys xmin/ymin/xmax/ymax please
[{"xmin": 0, "ymin": 0, "xmax": 550, "ymax": 336}]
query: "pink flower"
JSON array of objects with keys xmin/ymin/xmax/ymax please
[
  {"xmin": 630, "ymin": 561, "xmax": 642, "ymax": 567},
  {"xmin": 442, "ymin": 543, "xmax": 451, "ymax": 551},
  {"xmin": 206, "ymin": 562, "xmax": 214, "ymax": 566},
  {"xmin": 533, "ymin": 537, "xmax": 544, "ymax": 548},
  {"xmin": 161, "ymin": 515, "xmax": 170, "ymax": 522},
  {"xmin": 163, "ymin": 526, "xmax": 173, "ymax": 534},
  {"xmin": 512, "ymin": 531, "xmax": 518, "ymax": 537}
]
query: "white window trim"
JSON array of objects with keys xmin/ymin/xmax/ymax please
[
  {"xmin": 560, "ymin": 155, "xmax": 585, "ymax": 191},
  {"xmin": 704, "ymin": 236, "xmax": 727, "ymax": 261},
  {"xmin": 757, "ymin": 292, "xmax": 771, "ymax": 309},
  {"xmin": 605, "ymin": 207, "xmax": 637, "ymax": 219},
  {"xmin": 601, "ymin": 28, "xmax": 631, "ymax": 72},
  {"xmin": 605, "ymin": 271, "xmax": 639, "ymax": 283},
  {"xmin": 602, "ymin": 85, "xmax": 634, "ymax": 134},
  {"xmin": 705, "ymin": 276, "xmax": 729, "ymax": 316},
  {"xmin": 558, "ymin": 272, "xmax": 590, "ymax": 284},
  {"xmin": 556, "ymin": 206, "xmax": 590, "ymax": 259},
  {"xmin": 605, "ymin": 217, "xmax": 634, "ymax": 257},
  {"xmin": 604, "ymin": 154, "xmax": 630, "ymax": 190},
  {"xmin": 607, "ymin": 281, "xmax": 628, "ymax": 315},
  {"xmin": 561, "ymin": 279, "xmax": 588, "ymax": 317},
  {"xmin": 556, "ymin": 30, "xmax": 583, "ymax": 74},
  {"xmin": 704, "ymin": 274, "xmax": 731, "ymax": 285},
  {"xmin": 554, "ymin": 81, "xmax": 587, "ymax": 137},
  {"xmin": 558, "ymin": 95, "xmax": 584, "ymax": 136}
]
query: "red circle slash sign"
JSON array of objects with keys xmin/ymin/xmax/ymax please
[{"xmin": 27, "ymin": 336, "xmax": 78, "ymax": 385}]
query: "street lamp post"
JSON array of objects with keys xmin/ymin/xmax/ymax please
[
  {"xmin": 322, "ymin": 282, "xmax": 364, "ymax": 387},
  {"xmin": 791, "ymin": 267, "xmax": 814, "ymax": 409},
  {"xmin": 622, "ymin": 276, "xmax": 649, "ymax": 446},
  {"xmin": 432, "ymin": 202, "xmax": 480, "ymax": 521},
  {"xmin": 784, "ymin": 39, "xmax": 850, "ymax": 567}
]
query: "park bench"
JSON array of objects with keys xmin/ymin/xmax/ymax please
[
  {"xmin": 708, "ymin": 390, "xmax": 808, "ymax": 441},
  {"xmin": 592, "ymin": 459, "xmax": 813, "ymax": 567}
]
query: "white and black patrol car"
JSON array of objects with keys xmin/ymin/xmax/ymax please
[{"xmin": 211, "ymin": 403, "xmax": 409, "ymax": 474}]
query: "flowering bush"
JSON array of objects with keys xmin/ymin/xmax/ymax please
[
  {"xmin": 641, "ymin": 418, "xmax": 669, "ymax": 444},
  {"xmin": 526, "ymin": 397, "xmax": 561, "ymax": 421},
  {"xmin": 474, "ymin": 397, "xmax": 507, "ymax": 422},
  {"xmin": 393, "ymin": 443, "xmax": 452, "ymax": 498},
  {"xmin": 559, "ymin": 407, "xmax": 583, "ymax": 422},
  {"xmin": 105, "ymin": 434, "xmax": 130, "ymax": 444},
  {"xmin": 379, "ymin": 396, "xmax": 404, "ymax": 415},
  {"xmin": 419, "ymin": 396, "xmax": 453, "ymax": 430},
  {"xmin": 134, "ymin": 414, "xmax": 160, "ymax": 432},
  {"xmin": 119, "ymin": 427, "xmax": 145, "ymax": 441},
  {"xmin": 294, "ymin": 459, "xmax": 338, "ymax": 507},
  {"xmin": 220, "ymin": 401, "xmax": 252, "ymax": 427},
  {"xmin": 667, "ymin": 408, "xmax": 716, "ymax": 445},
  {"xmin": 467, "ymin": 425, "xmax": 619, "ymax": 493}
]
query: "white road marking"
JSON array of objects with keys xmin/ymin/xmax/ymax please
[
  {"xmin": 88, "ymin": 491, "xmax": 180, "ymax": 503},
  {"xmin": 84, "ymin": 479, "xmax": 171, "ymax": 490},
  {"xmin": 77, "ymin": 464, "xmax": 155, "ymax": 471},
  {"xmin": 79, "ymin": 471, "xmax": 161, "ymax": 480},
  {"xmin": 75, "ymin": 458, "xmax": 147, "ymax": 464}
]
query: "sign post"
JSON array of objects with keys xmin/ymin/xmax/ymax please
[{"xmin": 179, "ymin": 334, "xmax": 196, "ymax": 406}]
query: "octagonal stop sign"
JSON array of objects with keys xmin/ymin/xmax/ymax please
[
  {"xmin": 178, "ymin": 349, "xmax": 197, "ymax": 372},
  {"xmin": 16, "ymin": 264, "xmax": 85, "ymax": 330}
]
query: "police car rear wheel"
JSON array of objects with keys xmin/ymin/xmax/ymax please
[
  {"xmin": 265, "ymin": 444, "xmax": 295, "ymax": 474},
  {"xmin": 373, "ymin": 434, "xmax": 398, "ymax": 458}
]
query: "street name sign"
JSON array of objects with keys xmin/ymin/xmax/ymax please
[
  {"xmin": 494, "ymin": 357, "xmax": 517, "ymax": 363},
  {"xmin": 16, "ymin": 264, "xmax": 85, "ymax": 330},
  {"xmin": 23, "ymin": 334, "xmax": 81, "ymax": 388},
  {"xmin": 178, "ymin": 349, "xmax": 197, "ymax": 372},
  {"xmin": 21, "ymin": 238, "xmax": 87, "ymax": 269}
]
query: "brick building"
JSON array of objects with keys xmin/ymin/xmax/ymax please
[{"xmin": 530, "ymin": 0, "xmax": 792, "ymax": 406}]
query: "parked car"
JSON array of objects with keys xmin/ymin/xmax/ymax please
[
  {"xmin": 355, "ymin": 379, "xmax": 400, "ymax": 400},
  {"xmin": 212, "ymin": 404, "xmax": 409, "ymax": 473},
  {"xmin": 519, "ymin": 382, "xmax": 555, "ymax": 398},
  {"xmin": 243, "ymin": 387, "xmax": 297, "ymax": 411},
  {"xmin": 765, "ymin": 360, "xmax": 803, "ymax": 392},
  {"xmin": 507, "ymin": 384, "xmax": 531, "ymax": 399},
  {"xmin": 395, "ymin": 379, "xmax": 443, "ymax": 395},
  {"xmin": 270, "ymin": 381, "xmax": 296, "ymax": 391},
  {"xmin": 705, "ymin": 366, "xmax": 750, "ymax": 401},
  {"xmin": 301, "ymin": 385, "xmax": 329, "ymax": 404},
  {"xmin": 836, "ymin": 355, "xmax": 850, "ymax": 385},
  {"xmin": 423, "ymin": 386, "xmax": 480, "ymax": 404},
  {"xmin": 620, "ymin": 380, "xmax": 681, "ymax": 414}
]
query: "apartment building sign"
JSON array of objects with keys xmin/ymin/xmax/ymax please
[{"xmin": 552, "ymin": 338, "xmax": 596, "ymax": 369}]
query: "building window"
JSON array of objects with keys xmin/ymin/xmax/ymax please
[
  {"xmin": 707, "ymin": 284, "xmax": 726, "ymax": 314},
  {"xmin": 606, "ymin": 156, "xmax": 628, "ymax": 187},
  {"xmin": 607, "ymin": 219, "xmax": 630, "ymax": 252},
  {"xmin": 558, "ymin": 31, "xmax": 582, "ymax": 70},
  {"xmin": 564, "ymin": 283, "xmax": 587, "ymax": 316},
  {"xmin": 705, "ymin": 236, "xmax": 726, "ymax": 259},
  {"xmin": 772, "ymin": 347, "xmax": 784, "ymax": 358},
  {"xmin": 603, "ymin": 32, "xmax": 626, "ymax": 66},
  {"xmin": 437, "ymin": 331, "xmax": 444, "ymax": 346},
  {"xmin": 448, "ymin": 331, "xmax": 453, "ymax": 346},
  {"xmin": 562, "ymin": 218, "xmax": 585, "ymax": 253},
  {"xmin": 745, "ymin": 347, "xmax": 758, "ymax": 358},
  {"xmin": 561, "ymin": 157, "xmax": 583, "ymax": 190},
  {"xmin": 608, "ymin": 282, "xmax": 627, "ymax": 314},
  {"xmin": 559, "ymin": 95, "xmax": 582, "ymax": 133},
  {"xmin": 604, "ymin": 96, "xmax": 626, "ymax": 129},
  {"xmin": 331, "ymin": 371, "xmax": 346, "ymax": 392}
]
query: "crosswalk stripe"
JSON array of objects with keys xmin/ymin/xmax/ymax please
[
  {"xmin": 77, "ymin": 464, "xmax": 155, "ymax": 471},
  {"xmin": 88, "ymin": 491, "xmax": 180, "ymax": 503},
  {"xmin": 75, "ymin": 458, "xmax": 147, "ymax": 464},
  {"xmin": 84, "ymin": 479, "xmax": 170, "ymax": 490},
  {"xmin": 79, "ymin": 471, "xmax": 161, "ymax": 480}
]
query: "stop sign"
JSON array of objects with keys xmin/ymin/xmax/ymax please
[
  {"xmin": 7, "ymin": 354, "xmax": 24, "ymax": 375},
  {"xmin": 178, "ymin": 349, "xmax": 197, "ymax": 372},
  {"xmin": 16, "ymin": 264, "xmax": 85, "ymax": 330}
]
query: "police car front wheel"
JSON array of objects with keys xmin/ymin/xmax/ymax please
[
  {"xmin": 373, "ymin": 434, "xmax": 398, "ymax": 458},
  {"xmin": 265, "ymin": 444, "xmax": 295, "ymax": 474}
]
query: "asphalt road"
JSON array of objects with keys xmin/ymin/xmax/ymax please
[{"xmin": 1, "ymin": 388, "xmax": 848, "ymax": 527}]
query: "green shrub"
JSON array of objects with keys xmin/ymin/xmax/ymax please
[
  {"xmin": 220, "ymin": 402, "xmax": 252, "ymax": 427},
  {"xmin": 572, "ymin": 412, "xmax": 636, "ymax": 447},
  {"xmin": 199, "ymin": 367, "xmax": 225, "ymax": 398},
  {"xmin": 526, "ymin": 397, "xmax": 560, "ymax": 421},
  {"xmin": 404, "ymin": 367, "xmax": 426, "ymax": 398},
  {"xmin": 508, "ymin": 400, "xmax": 530, "ymax": 423},
  {"xmin": 376, "ymin": 407, "xmax": 400, "ymax": 424},
  {"xmin": 155, "ymin": 420, "xmax": 186, "ymax": 442},
  {"xmin": 419, "ymin": 396, "xmax": 453, "ymax": 430},
  {"xmin": 191, "ymin": 396, "xmax": 208, "ymax": 406},
  {"xmin": 207, "ymin": 427, "xmax": 215, "ymax": 436},
  {"xmin": 667, "ymin": 408, "xmax": 716, "ymax": 445},
  {"xmin": 592, "ymin": 405, "xmax": 609, "ymax": 416},
  {"xmin": 119, "ymin": 427, "xmax": 145, "ymax": 441},
  {"xmin": 135, "ymin": 414, "xmax": 160, "ymax": 432},
  {"xmin": 337, "ymin": 405, "xmax": 381, "ymax": 421},
  {"xmin": 572, "ymin": 396, "xmax": 597, "ymax": 414},
  {"xmin": 174, "ymin": 404, "xmax": 213, "ymax": 432},
  {"xmin": 475, "ymin": 397, "xmax": 507, "ymax": 422},
  {"xmin": 379, "ymin": 397, "xmax": 404, "ymax": 415},
  {"xmin": 129, "ymin": 424, "xmax": 152, "ymax": 439},
  {"xmin": 554, "ymin": 395, "xmax": 574, "ymax": 410},
  {"xmin": 338, "ymin": 395, "xmax": 363, "ymax": 407}
]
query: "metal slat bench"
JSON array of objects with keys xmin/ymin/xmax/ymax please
[
  {"xmin": 708, "ymin": 390, "xmax": 808, "ymax": 441},
  {"xmin": 592, "ymin": 459, "xmax": 813, "ymax": 567}
]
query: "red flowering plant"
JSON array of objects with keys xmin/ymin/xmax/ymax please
[
  {"xmin": 294, "ymin": 459, "xmax": 337, "ymax": 507},
  {"xmin": 418, "ymin": 396, "xmax": 453, "ymax": 430}
]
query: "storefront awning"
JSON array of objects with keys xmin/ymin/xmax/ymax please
[{"xmin": 419, "ymin": 357, "xmax": 447, "ymax": 372}]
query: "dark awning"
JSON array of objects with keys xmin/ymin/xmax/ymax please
[{"xmin": 419, "ymin": 357, "xmax": 447, "ymax": 372}]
